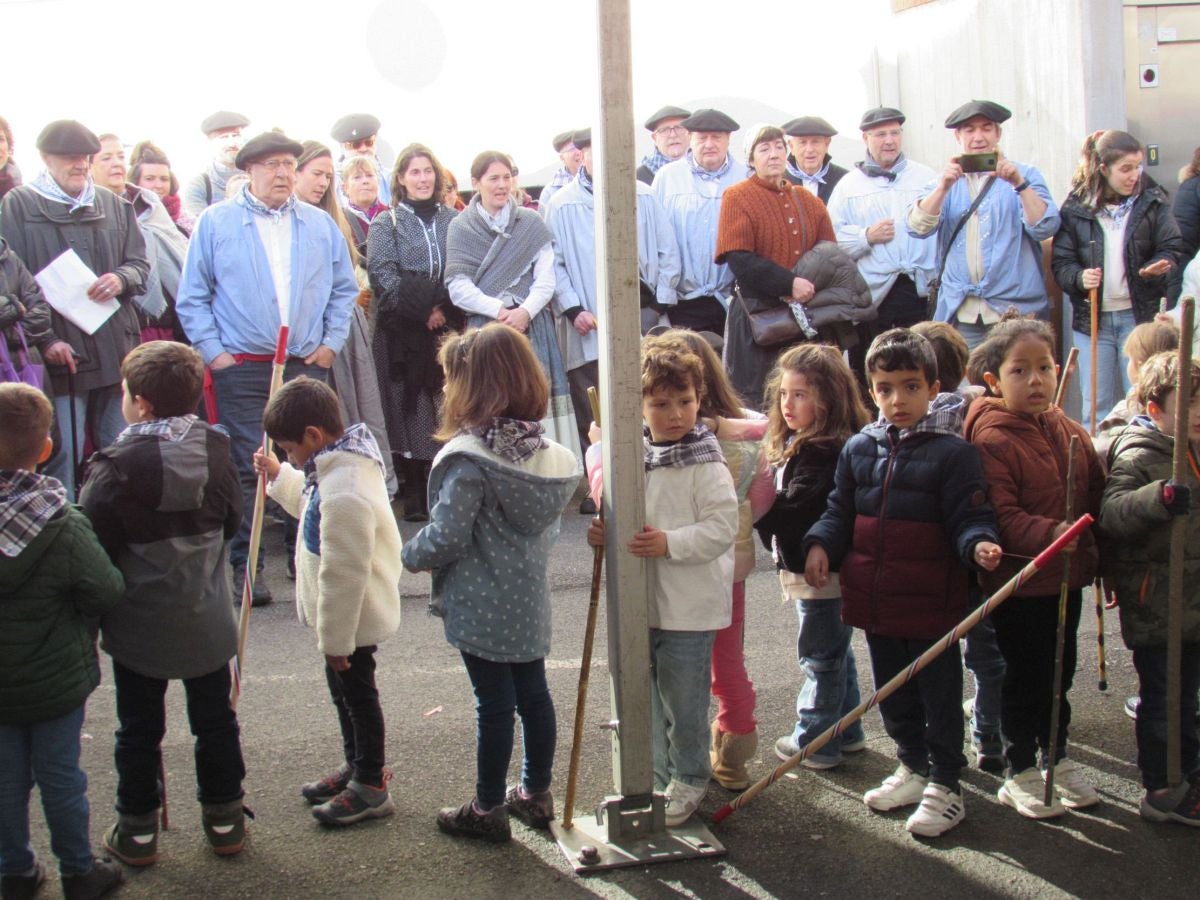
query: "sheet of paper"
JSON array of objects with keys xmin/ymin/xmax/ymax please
[{"xmin": 34, "ymin": 248, "xmax": 120, "ymax": 336}]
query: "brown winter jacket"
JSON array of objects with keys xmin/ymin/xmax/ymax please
[{"xmin": 964, "ymin": 399, "xmax": 1105, "ymax": 596}]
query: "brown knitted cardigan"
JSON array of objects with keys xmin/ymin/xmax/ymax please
[{"xmin": 715, "ymin": 175, "xmax": 834, "ymax": 269}]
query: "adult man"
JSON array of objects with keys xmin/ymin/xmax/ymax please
[
  {"xmin": 636, "ymin": 105, "xmax": 691, "ymax": 185},
  {"xmin": 827, "ymin": 107, "xmax": 937, "ymax": 349},
  {"xmin": 183, "ymin": 111, "xmax": 250, "ymax": 218},
  {"xmin": 176, "ymin": 132, "xmax": 357, "ymax": 604},
  {"xmin": 907, "ymin": 100, "xmax": 1060, "ymax": 349},
  {"xmin": 0, "ymin": 120, "xmax": 149, "ymax": 499},
  {"xmin": 536, "ymin": 131, "xmax": 583, "ymax": 212},
  {"xmin": 331, "ymin": 113, "xmax": 390, "ymax": 207},
  {"xmin": 782, "ymin": 116, "xmax": 847, "ymax": 205},
  {"xmin": 543, "ymin": 127, "xmax": 680, "ymax": 467},
  {"xmin": 652, "ymin": 108, "xmax": 750, "ymax": 335}
]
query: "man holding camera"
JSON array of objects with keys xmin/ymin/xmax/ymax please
[{"xmin": 907, "ymin": 100, "xmax": 1059, "ymax": 349}]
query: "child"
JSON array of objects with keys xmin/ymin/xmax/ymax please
[
  {"xmin": 652, "ymin": 329, "xmax": 773, "ymax": 790},
  {"xmin": 1095, "ymin": 320, "xmax": 1180, "ymax": 456},
  {"xmin": 964, "ymin": 317, "xmax": 1106, "ymax": 819},
  {"xmin": 805, "ymin": 329, "xmax": 1002, "ymax": 838},
  {"xmin": 913, "ymin": 320, "xmax": 1006, "ymax": 773},
  {"xmin": 254, "ymin": 376, "xmax": 402, "ymax": 826},
  {"xmin": 80, "ymin": 341, "xmax": 248, "ymax": 862},
  {"xmin": 1099, "ymin": 351, "xmax": 1200, "ymax": 824},
  {"xmin": 587, "ymin": 338, "xmax": 738, "ymax": 826},
  {"xmin": 0, "ymin": 383, "xmax": 125, "ymax": 899},
  {"xmin": 401, "ymin": 325, "xmax": 579, "ymax": 842},
  {"xmin": 754, "ymin": 344, "xmax": 870, "ymax": 771}
]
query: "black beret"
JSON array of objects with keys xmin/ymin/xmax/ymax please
[
  {"xmin": 859, "ymin": 107, "xmax": 906, "ymax": 131},
  {"xmin": 200, "ymin": 110, "xmax": 250, "ymax": 135},
  {"xmin": 782, "ymin": 116, "xmax": 837, "ymax": 138},
  {"xmin": 552, "ymin": 130, "xmax": 577, "ymax": 152},
  {"xmin": 944, "ymin": 100, "xmax": 1011, "ymax": 129},
  {"xmin": 330, "ymin": 113, "xmax": 381, "ymax": 143},
  {"xmin": 36, "ymin": 120, "xmax": 101, "ymax": 155},
  {"xmin": 680, "ymin": 109, "xmax": 739, "ymax": 133},
  {"xmin": 644, "ymin": 105, "xmax": 691, "ymax": 132},
  {"xmin": 235, "ymin": 132, "xmax": 304, "ymax": 170},
  {"xmin": 572, "ymin": 128, "xmax": 592, "ymax": 150}
]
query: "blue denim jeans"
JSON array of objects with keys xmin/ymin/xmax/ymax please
[
  {"xmin": 460, "ymin": 654, "xmax": 556, "ymax": 809},
  {"xmin": 964, "ymin": 617, "xmax": 1006, "ymax": 735},
  {"xmin": 0, "ymin": 705, "xmax": 93, "ymax": 877},
  {"xmin": 209, "ymin": 359, "xmax": 328, "ymax": 571},
  {"xmin": 1133, "ymin": 645, "xmax": 1200, "ymax": 791},
  {"xmin": 791, "ymin": 598, "xmax": 863, "ymax": 762},
  {"xmin": 1074, "ymin": 309, "xmax": 1137, "ymax": 428},
  {"xmin": 45, "ymin": 384, "xmax": 126, "ymax": 500},
  {"xmin": 650, "ymin": 629, "xmax": 716, "ymax": 790}
]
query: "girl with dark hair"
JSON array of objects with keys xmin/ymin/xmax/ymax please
[
  {"xmin": 1053, "ymin": 130, "xmax": 1186, "ymax": 423},
  {"xmin": 129, "ymin": 141, "xmax": 193, "ymax": 235}
]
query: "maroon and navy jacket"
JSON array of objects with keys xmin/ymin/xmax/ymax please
[{"xmin": 803, "ymin": 393, "xmax": 999, "ymax": 639}]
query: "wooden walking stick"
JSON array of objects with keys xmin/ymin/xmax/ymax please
[
  {"xmin": 230, "ymin": 325, "xmax": 289, "ymax": 709},
  {"xmin": 1054, "ymin": 347, "xmax": 1078, "ymax": 409},
  {"xmin": 1088, "ymin": 239, "xmax": 1100, "ymax": 436},
  {"xmin": 561, "ymin": 386, "xmax": 605, "ymax": 829},
  {"xmin": 1044, "ymin": 435, "xmax": 1079, "ymax": 806},
  {"xmin": 1166, "ymin": 296, "xmax": 1194, "ymax": 786},
  {"xmin": 713, "ymin": 515, "xmax": 1096, "ymax": 824}
]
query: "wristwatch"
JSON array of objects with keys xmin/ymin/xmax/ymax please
[{"xmin": 1014, "ymin": 180, "xmax": 1031, "ymax": 194}]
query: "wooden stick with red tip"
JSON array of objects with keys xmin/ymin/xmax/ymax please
[
  {"xmin": 230, "ymin": 325, "xmax": 289, "ymax": 709},
  {"xmin": 711, "ymin": 514, "xmax": 1095, "ymax": 825}
]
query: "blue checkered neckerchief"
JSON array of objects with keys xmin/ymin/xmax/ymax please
[
  {"xmin": 687, "ymin": 149, "xmax": 732, "ymax": 183},
  {"xmin": 1098, "ymin": 193, "xmax": 1138, "ymax": 225},
  {"xmin": 29, "ymin": 169, "xmax": 96, "ymax": 213},
  {"xmin": 546, "ymin": 165, "xmax": 576, "ymax": 192},
  {"xmin": 787, "ymin": 155, "xmax": 831, "ymax": 188},
  {"xmin": 643, "ymin": 424, "xmax": 726, "ymax": 471},
  {"xmin": 0, "ymin": 469, "xmax": 68, "ymax": 558},
  {"xmin": 577, "ymin": 165, "xmax": 594, "ymax": 195},
  {"xmin": 302, "ymin": 423, "xmax": 384, "ymax": 491},
  {"xmin": 640, "ymin": 148, "xmax": 673, "ymax": 177},
  {"xmin": 238, "ymin": 184, "xmax": 296, "ymax": 220},
  {"xmin": 117, "ymin": 415, "xmax": 198, "ymax": 444},
  {"xmin": 469, "ymin": 417, "xmax": 548, "ymax": 464}
]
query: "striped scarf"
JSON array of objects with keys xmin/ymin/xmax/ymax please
[
  {"xmin": 29, "ymin": 169, "xmax": 96, "ymax": 213},
  {"xmin": 644, "ymin": 424, "xmax": 726, "ymax": 471},
  {"xmin": 117, "ymin": 415, "xmax": 198, "ymax": 445}
]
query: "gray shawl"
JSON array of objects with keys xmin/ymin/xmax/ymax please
[{"xmin": 444, "ymin": 196, "xmax": 551, "ymax": 298}]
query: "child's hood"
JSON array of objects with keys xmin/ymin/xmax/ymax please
[
  {"xmin": 99, "ymin": 416, "xmax": 216, "ymax": 514},
  {"xmin": 0, "ymin": 472, "xmax": 69, "ymax": 588},
  {"xmin": 1105, "ymin": 419, "xmax": 1174, "ymax": 470},
  {"xmin": 963, "ymin": 396, "xmax": 1068, "ymax": 444},
  {"xmin": 435, "ymin": 434, "xmax": 581, "ymax": 535},
  {"xmin": 866, "ymin": 391, "xmax": 967, "ymax": 441}
]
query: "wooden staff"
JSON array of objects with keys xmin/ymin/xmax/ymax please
[
  {"xmin": 1166, "ymin": 296, "xmax": 1194, "ymax": 786},
  {"xmin": 1088, "ymin": 239, "xmax": 1099, "ymax": 436},
  {"xmin": 561, "ymin": 386, "xmax": 605, "ymax": 829},
  {"xmin": 1094, "ymin": 578, "xmax": 1108, "ymax": 692},
  {"xmin": 230, "ymin": 325, "xmax": 289, "ymax": 709},
  {"xmin": 1054, "ymin": 347, "xmax": 1078, "ymax": 409},
  {"xmin": 1044, "ymin": 435, "xmax": 1079, "ymax": 806},
  {"xmin": 712, "ymin": 515, "xmax": 1096, "ymax": 824}
]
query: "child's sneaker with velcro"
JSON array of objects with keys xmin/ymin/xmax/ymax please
[
  {"xmin": 864, "ymin": 764, "xmax": 928, "ymax": 811},
  {"xmin": 998, "ymin": 768, "xmax": 1065, "ymax": 819},
  {"xmin": 202, "ymin": 799, "xmax": 251, "ymax": 855},
  {"xmin": 300, "ymin": 762, "xmax": 352, "ymax": 805},
  {"xmin": 436, "ymin": 799, "xmax": 511, "ymax": 842},
  {"xmin": 1139, "ymin": 773, "xmax": 1200, "ymax": 827},
  {"xmin": 313, "ymin": 773, "xmax": 395, "ymax": 826},
  {"xmin": 103, "ymin": 810, "xmax": 160, "ymax": 866},
  {"xmin": 1047, "ymin": 759, "xmax": 1099, "ymax": 809},
  {"xmin": 505, "ymin": 784, "xmax": 554, "ymax": 829},
  {"xmin": 905, "ymin": 782, "xmax": 965, "ymax": 837}
]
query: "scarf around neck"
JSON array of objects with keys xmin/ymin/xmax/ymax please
[
  {"xmin": 117, "ymin": 415, "xmax": 198, "ymax": 445},
  {"xmin": 644, "ymin": 424, "xmax": 726, "ymax": 471},
  {"xmin": 787, "ymin": 155, "xmax": 831, "ymax": 187},
  {"xmin": 239, "ymin": 185, "xmax": 296, "ymax": 220},
  {"xmin": 640, "ymin": 148, "xmax": 673, "ymax": 177},
  {"xmin": 469, "ymin": 417, "xmax": 548, "ymax": 464},
  {"xmin": 687, "ymin": 150, "xmax": 732, "ymax": 182},
  {"xmin": 857, "ymin": 152, "xmax": 905, "ymax": 182},
  {"xmin": 302, "ymin": 423, "xmax": 384, "ymax": 490},
  {"xmin": 443, "ymin": 195, "xmax": 551, "ymax": 299},
  {"xmin": 29, "ymin": 170, "xmax": 96, "ymax": 213},
  {"xmin": 1098, "ymin": 192, "xmax": 1138, "ymax": 225},
  {"xmin": 0, "ymin": 469, "xmax": 68, "ymax": 558}
]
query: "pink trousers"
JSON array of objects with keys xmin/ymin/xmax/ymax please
[{"xmin": 711, "ymin": 580, "xmax": 757, "ymax": 735}]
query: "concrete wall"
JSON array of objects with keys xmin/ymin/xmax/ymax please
[{"xmin": 880, "ymin": 0, "xmax": 1126, "ymax": 202}]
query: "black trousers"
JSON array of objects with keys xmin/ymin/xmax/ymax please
[
  {"xmin": 325, "ymin": 645, "xmax": 386, "ymax": 785},
  {"xmin": 113, "ymin": 661, "xmax": 245, "ymax": 815},
  {"xmin": 850, "ymin": 275, "xmax": 927, "ymax": 394},
  {"xmin": 865, "ymin": 632, "xmax": 966, "ymax": 791},
  {"xmin": 567, "ymin": 360, "xmax": 599, "ymax": 454},
  {"xmin": 991, "ymin": 590, "xmax": 1082, "ymax": 774}
]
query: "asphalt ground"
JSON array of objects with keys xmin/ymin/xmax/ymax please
[{"xmin": 24, "ymin": 502, "xmax": 1197, "ymax": 899}]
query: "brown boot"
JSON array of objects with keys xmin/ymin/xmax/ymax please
[{"xmin": 710, "ymin": 720, "xmax": 758, "ymax": 791}]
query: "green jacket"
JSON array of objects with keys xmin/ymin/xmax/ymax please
[
  {"xmin": 0, "ymin": 506, "xmax": 125, "ymax": 725},
  {"xmin": 1098, "ymin": 423, "xmax": 1200, "ymax": 649}
]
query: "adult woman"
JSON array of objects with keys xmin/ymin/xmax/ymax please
[
  {"xmin": 1052, "ymin": 130, "xmax": 1186, "ymax": 424},
  {"xmin": 716, "ymin": 126, "xmax": 846, "ymax": 406},
  {"xmin": 443, "ymin": 170, "xmax": 465, "ymax": 211},
  {"xmin": 1173, "ymin": 147, "xmax": 1200, "ymax": 264},
  {"xmin": 297, "ymin": 141, "xmax": 360, "ymax": 269},
  {"xmin": 0, "ymin": 116, "xmax": 21, "ymax": 202},
  {"xmin": 129, "ymin": 141, "xmax": 194, "ymax": 235},
  {"xmin": 367, "ymin": 143, "xmax": 462, "ymax": 521},
  {"xmin": 342, "ymin": 156, "xmax": 386, "ymax": 257},
  {"xmin": 445, "ymin": 151, "xmax": 579, "ymax": 457}
]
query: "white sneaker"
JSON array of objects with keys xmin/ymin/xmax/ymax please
[
  {"xmin": 998, "ymin": 768, "xmax": 1065, "ymax": 819},
  {"xmin": 1047, "ymin": 759, "xmax": 1099, "ymax": 809},
  {"xmin": 664, "ymin": 779, "xmax": 706, "ymax": 827},
  {"xmin": 864, "ymin": 765, "xmax": 928, "ymax": 812},
  {"xmin": 906, "ymin": 783, "xmax": 965, "ymax": 837}
]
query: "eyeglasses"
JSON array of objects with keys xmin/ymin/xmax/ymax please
[
  {"xmin": 654, "ymin": 125, "xmax": 687, "ymax": 137},
  {"xmin": 347, "ymin": 137, "xmax": 376, "ymax": 150},
  {"xmin": 256, "ymin": 158, "xmax": 297, "ymax": 172}
]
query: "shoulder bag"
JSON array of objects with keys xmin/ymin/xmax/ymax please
[{"xmin": 926, "ymin": 174, "xmax": 997, "ymax": 319}]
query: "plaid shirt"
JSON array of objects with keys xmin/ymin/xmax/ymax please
[
  {"xmin": 303, "ymin": 423, "xmax": 384, "ymax": 491},
  {"xmin": 0, "ymin": 469, "xmax": 68, "ymax": 558},
  {"xmin": 644, "ymin": 424, "xmax": 725, "ymax": 471}
]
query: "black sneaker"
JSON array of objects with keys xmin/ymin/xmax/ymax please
[
  {"xmin": 301, "ymin": 763, "xmax": 352, "ymax": 805},
  {"xmin": 0, "ymin": 862, "xmax": 45, "ymax": 900},
  {"xmin": 505, "ymin": 784, "xmax": 555, "ymax": 829},
  {"xmin": 61, "ymin": 858, "xmax": 123, "ymax": 900},
  {"xmin": 313, "ymin": 776, "xmax": 395, "ymax": 826},
  {"xmin": 1140, "ymin": 774, "xmax": 1200, "ymax": 826},
  {"xmin": 436, "ymin": 799, "xmax": 511, "ymax": 842},
  {"xmin": 233, "ymin": 567, "xmax": 272, "ymax": 607}
]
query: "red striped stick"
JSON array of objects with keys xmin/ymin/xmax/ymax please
[
  {"xmin": 230, "ymin": 325, "xmax": 289, "ymax": 709},
  {"xmin": 711, "ymin": 514, "xmax": 1095, "ymax": 824}
]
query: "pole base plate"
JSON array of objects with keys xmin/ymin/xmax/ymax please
[{"xmin": 549, "ymin": 814, "xmax": 725, "ymax": 874}]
